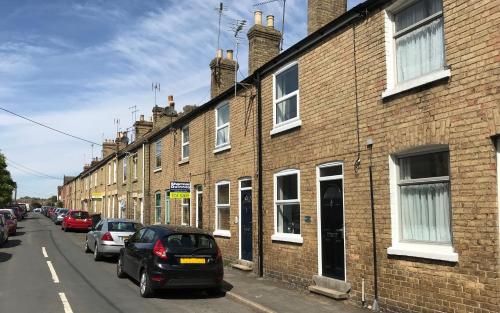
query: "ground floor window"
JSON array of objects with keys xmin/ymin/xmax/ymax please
[
  {"xmin": 215, "ymin": 181, "xmax": 230, "ymax": 236},
  {"xmin": 155, "ymin": 192, "xmax": 161, "ymax": 224},
  {"xmin": 275, "ymin": 170, "xmax": 300, "ymax": 234},
  {"xmin": 388, "ymin": 146, "xmax": 458, "ymax": 262},
  {"xmin": 182, "ymin": 197, "xmax": 190, "ymax": 225},
  {"xmin": 165, "ymin": 190, "xmax": 171, "ymax": 224}
]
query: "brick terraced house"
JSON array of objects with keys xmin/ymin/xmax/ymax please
[{"xmin": 60, "ymin": 0, "xmax": 499, "ymax": 312}]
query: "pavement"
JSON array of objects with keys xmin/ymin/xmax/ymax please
[
  {"xmin": 222, "ymin": 266, "xmax": 367, "ymax": 313},
  {"xmin": 0, "ymin": 213, "xmax": 369, "ymax": 313}
]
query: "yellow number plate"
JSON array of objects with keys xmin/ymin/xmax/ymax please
[{"xmin": 180, "ymin": 258, "xmax": 206, "ymax": 264}]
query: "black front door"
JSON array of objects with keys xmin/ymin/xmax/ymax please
[
  {"xmin": 240, "ymin": 189, "xmax": 252, "ymax": 261},
  {"xmin": 320, "ymin": 179, "xmax": 344, "ymax": 280}
]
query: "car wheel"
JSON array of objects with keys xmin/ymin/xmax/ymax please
[
  {"xmin": 84, "ymin": 239, "xmax": 91, "ymax": 253},
  {"xmin": 93, "ymin": 244, "xmax": 101, "ymax": 261},
  {"xmin": 139, "ymin": 270, "xmax": 154, "ymax": 298},
  {"xmin": 117, "ymin": 256, "xmax": 127, "ymax": 278}
]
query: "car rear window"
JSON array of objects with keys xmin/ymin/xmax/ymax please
[
  {"xmin": 71, "ymin": 211, "xmax": 89, "ymax": 219},
  {"xmin": 163, "ymin": 234, "xmax": 216, "ymax": 252},
  {"xmin": 0, "ymin": 212, "xmax": 13, "ymax": 220},
  {"xmin": 108, "ymin": 222, "xmax": 142, "ymax": 232}
]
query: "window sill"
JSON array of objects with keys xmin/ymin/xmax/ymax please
[
  {"xmin": 213, "ymin": 230, "xmax": 231, "ymax": 238},
  {"xmin": 270, "ymin": 119, "xmax": 302, "ymax": 136},
  {"xmin": 213, "ymin": 145, "xmax": 231, "ymax": 154},
  {"xmin": 178, "ymin": 158, "xmax": 189, "ymax": 165},
  {"xmin": 153, "ymin": 168, "xmax": 162, "ymax": 173},
  {"xmin": 387, "ymin": 243, "xmax": 458, "ymax": 262},
  {"xmin": 382, "ymin": 69, "xmax": 451, "ymax": 99},
  {"xmin": 271, "ymin": 233, "xmax": 303, "ymax": 244}
]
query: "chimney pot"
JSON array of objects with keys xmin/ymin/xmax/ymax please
[
  {"xmin": 216, "ymin": 48, "xmax": 223, "ymax": 59},
  {"xmin": 266, "ymin": 15, "xmax": 274, "ymax": 28},
  {"xmin": 226, "ymin": 50, "xmax": 233, "ymax": 60},
  {"xmin": 254, "ymin": 10, "xmax": 262, "ymax": 25},
  {"xmin": 167, "ymin": 95, "xmax": 174, "ymax": 102},
  {"xmin": 140, "ymin": 114, "xmax": 144, "ymax": 121}
]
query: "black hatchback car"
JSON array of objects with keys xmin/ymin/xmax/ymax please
[{"xmin": 117, "ymin": 225, "xmax": 224, "ymax": 297}]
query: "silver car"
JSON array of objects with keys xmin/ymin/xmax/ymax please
[
  {"xmin": 54, "ymin": 209, "xmax": 68, "ymax": 225},
  {"xmin": 85, "ymin": 218, "xmax": 142, "ymax": 261}
]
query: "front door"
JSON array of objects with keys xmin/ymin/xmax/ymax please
[
  {"xmin": 240, "ymin": 187, "xmax": 252, "ymax": 261},
  {"xmin": 320, "ymin": 179, "xmax": 344, "ymax": 280}
]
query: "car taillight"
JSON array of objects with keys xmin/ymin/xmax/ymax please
[
  {"xmin": 153, "ymin": 239, "xmax": 168, "ymax": 260},
  {"xmin": 101, "ymin": 232, "xmax": 113, "ymax": 241}
]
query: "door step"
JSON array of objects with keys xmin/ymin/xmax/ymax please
[
  {"xmin": 308, "ymin": 285, "xmax": 348, "ymax": 300},
  {"xmin": 231, "ymin": 259, "xmax": 253, "ymax": 271},
  {"xmin": 308, "ymin": 275, "xmax": 351, "ymax": 300}
]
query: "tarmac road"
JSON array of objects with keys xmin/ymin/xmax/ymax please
[{"xmin": 0, "ymin": 213, "xmax": 253, "ymax": 313}]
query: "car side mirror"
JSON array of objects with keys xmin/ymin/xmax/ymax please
[{"xmin": 124, "ymin": 239, "xmax": 129, "ymax": 246}]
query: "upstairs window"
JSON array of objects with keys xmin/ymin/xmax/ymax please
[
  {"xmin": 108, "ymin": 164, "xmax": 111, "ymax": 185},
  {"xmin": 384, "ymin": 0, "xmax": 448, "ymax": 97},
  {"xmin": 215, "ymin": 103, "xmax": 230, "ymax": 149},
  {"xmin": 133, "ymin": 155, "xmax": 138, "ymax": 179},
  {"xmin": 155, "ymin": 140, "xmax": 162, "ymax": 169},
  {"xmin": 394, "ymin": 0, "xmax": 445, "ymax": 82},
  {"xmin": 272, "ymin": 62, "xmax": 300, "ymax": 133},
  {"xmin": 113, "ymin": 160, "xmax": 117, "ymax": 183},
  {"xmin": 122, "ymin": 157, "xmax": 127, "ymax": 182},
  {"xmin": 182, "ymin": 126, "xmax": 190, "ymax": 159}
]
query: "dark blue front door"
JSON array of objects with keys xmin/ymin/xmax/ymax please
[{"xmin": 241, "ymin": 189, "xmax": 252, "ymax": 261}]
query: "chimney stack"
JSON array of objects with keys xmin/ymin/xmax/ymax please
[
  {"xmin": 102, "ymin": 139, "xmax": 115, "ymax": 158},
  {"xmin": 134, "ymin": 114, "xmax": 153, "ymax": 139},
  {"xmin": 247, "ymin": 11, "xmax": 282, "ymax": 75},
  {"xmin": 308, "ymin": 0, "xmax": 347, "ymax": 35},
  {"xmin": 210, "ymin": 49, "xmax": 238, "ymax": 99}
]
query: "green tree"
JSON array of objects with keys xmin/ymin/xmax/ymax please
[{"xmin": 0, "ymin": 153, "xmax": 16, "ymax": 207}]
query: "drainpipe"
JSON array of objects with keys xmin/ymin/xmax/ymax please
[
  {"xmin": 367, "ymin": 139, "xmax": 379, "ymax": 312},
  {"xmin": 141, "ymin": 141, "xmax": 145, "ymax": 224},
  {"xmin": 256, "ymin": 71, "xmax": 264, "ymax": 277}
]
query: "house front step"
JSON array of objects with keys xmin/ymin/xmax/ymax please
[
  {"xmin": 308, "ymin": 285, "xmax": 349, "ymax": 300},
  {"xmin": 231, "ymin": 259, "xmax": 254, "ymax": 271}
]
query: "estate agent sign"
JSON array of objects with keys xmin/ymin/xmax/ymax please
[{"xmin": 170, "ymin": 181, "xmax": 190, "ymax": 199}]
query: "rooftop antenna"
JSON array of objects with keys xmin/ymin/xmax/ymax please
[
  {"xmin": 215, "ymin": 2, "xmax": 228, "ymax": 52},
  {"xmin": 113, "ymin": 118, "xmax": 120, "ymax": 133},
  {"xmin": 254, "ymin": 0, "xmax": 286, "ymax": 50},
  {"xmin": 152, "ymin": 82, "xmax": 160, "ymax": 106},
  {"xmin": 229, "ymin": 19, "xmax": 247, "ymax": 97},
  {"xmin": 128, "ymin": 105, "xmax": 139, "ymax": 123}
]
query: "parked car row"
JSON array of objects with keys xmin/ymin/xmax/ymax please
[
  {"xmin": 0, "ymin": 203, "xmax": 25, "ymax": 247},
  {"xmin": 80, "ymin": 217, "xmax": 224, "ymax": 297}
]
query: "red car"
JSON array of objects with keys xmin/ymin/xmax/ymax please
[
  {"xmin": 62, "ymin": 211, "xmax": 92, "ymax": 232},
  {"xmin": 0, "ymin": 210, "xmax": 17, "ymax": 235}
]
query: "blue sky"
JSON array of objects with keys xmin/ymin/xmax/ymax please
[{"xmin": 0, "ymin": 0, "xmax": 365, "ymax": 198}]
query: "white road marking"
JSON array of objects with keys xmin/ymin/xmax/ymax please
[
  {"xmin": 42, "ymin": 247, "xmax": 48, "ymax": 258},
  {"xmin": 46, "ymin": 261, "xmax": 60, "ymax": 283},
  {"xmin": 58, "ymin": 293, "xmax": 74, "ymax": 313}
]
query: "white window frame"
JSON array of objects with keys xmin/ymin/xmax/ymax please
[
  {"xmin": 382, "ymin": 0, "xmax": 450, "ymax": 98},
  {"xmin": 122, "ymin": 156, "xmax": 127, "ymax": 183},
  {"xmin": 214, "ymin": 181, "xmax": 231, "ymax": 237},
  {"xmin": 272, "ymin": 169, "xmax": 303, "ymax": 243},
  {"xmin": 108, "ymin": 164, "xmax": 111, "ymax": 185},
  {"xmin": 387, "ymin": 147, "xmax": 458, "ymax": 262},
  {"xmin": 154, "ymin": 140, "xmax": 162, "ymax": 170},
  {"xmin": 133, "ymin": 155, "xmax": 138, "ymax": 180},
  {"xmin": 271, "ymin": 61, "xmax": 302, "ymax": 135},
  {"xmin": 154, "ymin": 192, "xmax": 161, "ymax": 224},
  {"xmin": 113, "ymin": 160, "xmax": 117, "ymax": 184},
  {"xmin": 214, "ymin": 102, "xmax": 231, "ymax": 153},
  {"xmin": 181, "ymin": 125, "xmax": 190, "ymax": 160},
  {"xmin": 181, "ymin": 197, "xmax": 191, "ymax": 226},
  {"xmin": 195, "ymin": 185, "xmax": 203, "ymax": 228}
]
